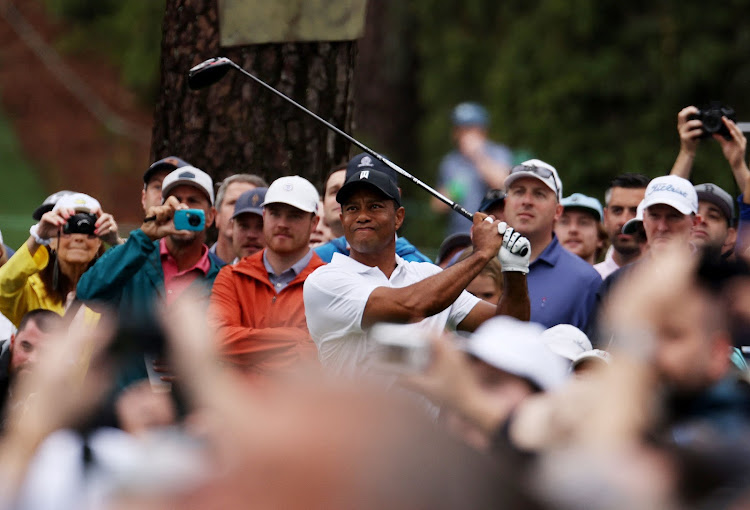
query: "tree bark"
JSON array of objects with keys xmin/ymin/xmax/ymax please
[{"xmin": 151, "ymin": 0, "xmax": 357, "ymax": 188}]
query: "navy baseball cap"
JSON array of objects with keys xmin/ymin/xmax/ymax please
[
  {"xmin": 478, "ymin": 189, "xmax": 506, "ymax": 213},
  {"xmin": 144, "ymin": 156, "xmax": 191, "ymax": 184},
  {"xmin": 232, "ymin": 187, "xmax": 267, "ymax": 219},
  {"xmin": 451, "ymin": 102, "xmax": 489, "ymax": 128}
]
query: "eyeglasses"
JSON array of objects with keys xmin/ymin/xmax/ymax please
[{"xmin": 509, "ymin": 164, "xmax": 559, "ymax": 195}]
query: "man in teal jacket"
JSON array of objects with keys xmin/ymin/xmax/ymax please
[{"xmin": 77, "ymin": 166, "xmax": 223, "ymax": 390}]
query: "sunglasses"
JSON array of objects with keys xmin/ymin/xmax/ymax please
[{"xmin": 509, "ymin": 164, "xmax": 559, "ymax": 195}]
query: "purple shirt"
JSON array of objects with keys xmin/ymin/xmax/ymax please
[{"xmin": 527, "ymin": 235, "xmax": 603, "ymax": 331}]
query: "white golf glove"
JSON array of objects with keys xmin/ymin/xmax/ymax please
[{"xmin": 496, "ymin": 222, "xmax": 531, "ymax": 274}]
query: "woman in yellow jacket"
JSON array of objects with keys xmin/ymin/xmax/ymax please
[{"xmin": 0, "ymin": 193, "xmax": 120, "ymax": 326}]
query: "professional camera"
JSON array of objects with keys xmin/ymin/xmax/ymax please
[
  {"xmin": 63, "ymin": 212, "xmax": 97, "ymax": 235},
  {"xmin": 689, "ymin": 102, "xmax": 737, "ymax": 140}
]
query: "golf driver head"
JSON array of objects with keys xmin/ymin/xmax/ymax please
[{"xmin": 188, "ymin": 57, "xmax": 234, "ymax": 90}]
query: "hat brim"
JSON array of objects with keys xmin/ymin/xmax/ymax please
[
  {"xmin": 505, "ymin": 171, "xmax": 559, "ymax": 200},
  {"xmin": 162, "ymin": 179, "xmax": 212, "ymax": 205},
  {"xmin": 642, "ymin": 195, "xmax": 695, "ymax": 216},
  {"xmin": 563, "ymin": 205, "xmax": 602, "ymax": 222},
  {"xmin": 232, "ymin": 207, "xmax": 263, "ymax": 219},
  {"xmin": 621, "ymin": 218, "xmax": 643, "ymax": 235},
  {"xmin": 336, "ymin": 180, "xmax": 401, "ymax": 207}
]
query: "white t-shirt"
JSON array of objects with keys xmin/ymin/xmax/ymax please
[{"xmin": 304, "ymin": 253, "xmax": 480, "ymax": 377}]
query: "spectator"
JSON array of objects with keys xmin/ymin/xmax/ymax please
[
  {"xmin": 478, "ymin": 189, "xmax": 506, "ymax": 222},
  {"xmin": 209, "ymin": 176, "xmax": 324, "ymax": 378},
  {"xmin": 455, "ymin": 247, "xmax": 504, "ymax": 304},
  {"xmin": 692, "ymin": 183, "xmax": 737, "ymax": 257},
  {"xmin": 304, "ymin": 155, "xmax": 531, "ymax": 377},
  {"xmin": 670, "ymin": 106, "xmax": 750, "ymax": 258},
  {"xmin": 555, "ymin": 193, "xmax": 605, "ymax": 265},
  {"xmin": 320, "ymin": 164, "xmax": 347, "ymax": 239},
  {"xmin": 230, "ymin": 187, "xmax": 267, "ymax": 263},
  {"xmin": 0, "ymin": 193, "xmax": 118, "ymax": 326},
  {"xmin": 0, "ymin": 228, "xmax": 16, "ymax": 343},
  {"xmin": 0, "ymin": 309, "xmax": 61, "ymax": 425},
  {"xmin": 435, "ymin": 233, "xmax": 472, "ymax": 268},
  {"xmin": 540, "ymin": 324, "xmax": 593, "ymax": 365},
  {"xmin": 77, "ymin": 166, "xmax": 223, "ymax": 359},
  {"xmin": 594, "ymin": 173, "xmax": 649, "ymax": 279},
  {"xmin": 503, "ymin": 159, "xmax": 602, "ymax": 331},
  {"xmin": 309, "ymin": 199, "xmax": 335, "ymax": 248},
  {"xmin": 431, "ymin": 102, "xmax": 513, "ymax": 236},
  {"xmin": 211, "ymin": 174, "xmax": 269, "ymax": 264},
  {"xmin": 314, "ymin": 153, "xmax": 433, "ymax": 264},
  {"xmin": 142, "ymin": 156, "xmax": 191, "ymax": 213}
]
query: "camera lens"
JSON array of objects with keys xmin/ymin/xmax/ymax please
[{"xmin": 188, "ymin": 214, "xmax": 201, "ymax": 227}]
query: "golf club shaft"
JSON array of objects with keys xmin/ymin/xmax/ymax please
[{"xmin": 226, "ymin": 61, "xmax": 473, "ymax": 221}]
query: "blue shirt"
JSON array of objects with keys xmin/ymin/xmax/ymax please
[
  {"xmin": 438, "ymin": 140, "xmax": 512, "ymax": 236},
  {"xmin": 263, "ymin": 248, "xmax": 313, "ymax": 292},
  {"xmin": 527, "ymin": 235, "xmax": 602, "ymax": 331}
]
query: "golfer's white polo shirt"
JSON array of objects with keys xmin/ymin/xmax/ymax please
[{"xmin": 304, "ymin": 253, "xmax": 480, "ymax": 377}]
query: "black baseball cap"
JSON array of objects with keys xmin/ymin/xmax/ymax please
[
  {"xmin": 32, "ymin": 190, "xmax": 75, "ymax": 220},
  {"xmin": 144, "ymin": 156, "xmax": 191, "ymax": 184},
  {"xmin": 337, "ymin": 153, "xmax": 401, "ymax": 206},
  {"xmin": 337, "ymin": 170, "xmax": 401, "ymax": 207},
  {"xmin": 345, "ymin": 153, "xmax": 399, "ymax": 185}
]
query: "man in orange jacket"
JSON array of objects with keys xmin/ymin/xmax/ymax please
[{"xmin": 209, "ymin": 176, "xmax": 324, "ymax": 378}]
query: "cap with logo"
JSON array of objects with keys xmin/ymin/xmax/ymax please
[
  {"xmin": 52, "ymin": 192, "xmax": 101, "ymax": 214},
  {"xmin": 451, "ymin": 102, "xmax": 489, "ymax": 128},
  {"xmin": 465, "ymin": 316, "xmax": 569, "ymax": 391},
  {"xmin": 561, "ymin": 193, "xmax": 604, "ymax": 222},
  {"xmin": 504, "ymin": 159, "xmax": 563, "ymax": 202},
  {"xmin": 232, "ymin": 187, "xmax": 268, "ymax": 218},
  {"xmin": 478, "ymin": 189, "xmax": 506, "ymax": 214},
  {"xmin": 694, "ymin": 183, "xmax": 734, "ymax": 223},
  {"xmin": 144, "ymin": 156, "xmax": 191, "ymax": 184},
  {"xmin": 641, "ymin": 175, "xmax": 698, "ymax": 216},
  {"xmin": 161, "ymin": 166, "xmax": 215, "ymax": 205},
  {"xmin": 622, "ymin": 199, "xmax": 646, "ymax": 235},
  {"xmin": 32, "ymin": 190, "xmax": 75, "ymax": 220},
  {"xmin": 262, "ymin": 176, "xmax": 318, "ymax": 213},
  {"xmin": 337, "ymin": 153, "xmax": 401, "ymax": 206}
]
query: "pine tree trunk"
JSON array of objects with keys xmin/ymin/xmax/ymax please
[{"xmin": 150, "ymin": 0, "xmax": 357, "ymax": 187}]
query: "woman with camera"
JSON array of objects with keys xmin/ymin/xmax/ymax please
[{"xmin": 0, "ymin": 192, "xmax": 120, "ymax": 326}]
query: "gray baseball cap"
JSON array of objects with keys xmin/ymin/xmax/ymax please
[{"xmin": 694, "ymin": 183, "xmax": 734, "ymax": 223}]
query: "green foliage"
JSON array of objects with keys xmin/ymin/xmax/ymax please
[
  {"xmin": 411, "ymin": 0, "xmax": 750, "ymax": 203},
  {"xmin": 44, "ymin": 0, "xmax": 165, "ymax": 103},
  {"xmin": 0, "ymin": 106, "xmax": 46, "ymax": 248}
]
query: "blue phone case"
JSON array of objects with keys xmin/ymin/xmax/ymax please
[{"xmin": 173, "ymin": 209, "xmax": 205, "ymax": 231}]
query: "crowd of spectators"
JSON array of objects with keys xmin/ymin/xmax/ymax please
[{"xmin": 0, "ymin": 105, "xmax": 748, "ymax": 509}]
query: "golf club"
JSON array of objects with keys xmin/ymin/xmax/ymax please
[
  {"xmin": 188, "ymin": 57, "xmax": 525, "ymax": 255},
  {"xmin": 188, "ymin": 57, "xmax": 475, "ymax": 218}
]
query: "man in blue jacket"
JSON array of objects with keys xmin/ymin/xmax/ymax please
[{"xmin": 314, "ymin": 153, "xmax": 432, "ymax": 264}]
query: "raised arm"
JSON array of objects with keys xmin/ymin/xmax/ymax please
[{"xmin": 670, "ymin": 106, "xmax": 702, "ymax": 179}]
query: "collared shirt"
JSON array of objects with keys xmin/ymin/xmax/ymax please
[
  {"xmin": 527, "ymin": 235, "xmax": 602, "ymax": 332},
  {"xmin": 594, "ymin": 246, "xmax": 620, "ymax": 279},
  {"xmin": 160, "ymin": 238, "xmax": 211, "ymax": 305},
  {"xmin": 304, "ymin": 253, "xmax": 480, "ymax": 378},
  {"xmin": 263, "ymin": 249, "xmax": 314, "ymax": 293}
]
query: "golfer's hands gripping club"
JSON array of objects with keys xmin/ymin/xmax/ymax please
[{"xmin": 496, "ymin": 222, "xmax": 530, "ymax": 274}]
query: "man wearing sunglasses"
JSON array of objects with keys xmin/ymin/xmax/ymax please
[{"xmin": 503, "ymin": 159, "xmax": 602, "ymax": 331}]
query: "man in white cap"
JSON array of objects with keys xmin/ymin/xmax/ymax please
[
  {"xmin": 503, "ymin": 159, "xmax": 602, "ymax": 332},
  {"xmin": 209, "ymin": 176, "xmax": 325, "ymax": 379},
  {"xmin": 555, "ymin": 193, "xmax": 605, "ymax": 265}
]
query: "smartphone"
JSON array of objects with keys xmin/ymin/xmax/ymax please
[
  {"xmin": 369, "ymin": 323, "xmax": 431, "ymax": 374},
  {"xmin": 173, "ymin": 209, "xmax": 205, "ymax": 231}
]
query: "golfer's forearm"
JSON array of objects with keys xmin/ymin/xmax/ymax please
[{"xmin": 497, "ymin": 273, "xmax": 530, "ymax": 321}]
